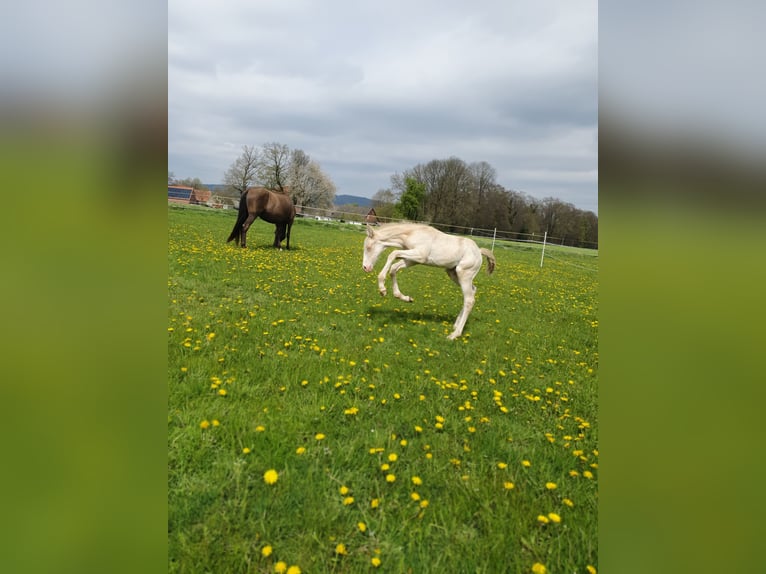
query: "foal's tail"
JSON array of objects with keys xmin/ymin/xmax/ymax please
[
  {"xmin": 480, "ymin": 248, "xmax": 496, "ymax": 275},
  {"xmin": 227, "ymin": 191, "xmax": 249, "ymax": 245}
]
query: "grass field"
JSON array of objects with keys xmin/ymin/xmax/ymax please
[{"xmin": 168, "ymin": 205, "xmax": 598, "ymax": 574}]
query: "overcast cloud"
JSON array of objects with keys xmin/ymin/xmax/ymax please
[{"xmin": 169, "ymin": 0, "xmax": 598, "ymax": 213}]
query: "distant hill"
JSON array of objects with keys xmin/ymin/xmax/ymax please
[{"xmin": 334, "ymin": 194, "xmax": 372, "ymax": 207}]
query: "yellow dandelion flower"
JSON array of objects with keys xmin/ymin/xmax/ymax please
[
  {"xmin": 504, "ymin": 482, "xmax": 515, "ymax": 490},
  {"xmin": 275, "ymin": 562, "xmax": 287, "ymax": 573},
  {"xmin": 586, "ymin": 566, "xmax": 597, "ymax": 574},
  {"xmin": 411, "ymin": 476, "xmax": 423, "ymax": 486},
  {"xmin": 218, "ymin": 389, "xmax": 227, "ymax": 396},
  {"xmin": 342, "ymin": 496, "xmax": 355, "ymax": 506},
  {"xmin": 545, "ymin": 482, "xmax": 557, "ymax": 490},
  {"xmin": 419, "ymin": 499, "xmax": 429, "ymax": 508},
  {"xmin": 569, "ymin": 470, "xmax": 581, "ymax": 477},
  {"xmin": 371, "ymin": 498, "xmax": 380, "ymax": 508},
  {"xmin": 263, "ymin": 469, "xmax": 278, "ymax": 485},
  {"xmin": 242, "ymin": 447, "xmax": 251, "ymax": 454},
  {"xmin": 531, "ymin": 563, "xmax": 547, "ymax": 574},
  {"xmin": 371, "ymin": 557, "xmax": 381, "ymax": 567},
  {"xmin": 386, "ymin": 474, "xmax": 396, "ymax": 483},
  {"xmin": 537, "ymin": 515, "xmax": 550, "ymax": 524},
  {"xmin": 199, "ymin": 420, "xmax": 210, "ymax": 429},
  {"xmin": 410, "ymin": 492, "xmax": 421, "ymax": 501},
  {"xmin": 400, "ymin": 439, "xmax": 408, "ymax": 446},
  {"xmin": 522, "ymin": 460, "xmax": 531, "ymax": 467},
  {"xmin": 335, "ymin": 543, "xmax": 348, "ymax": 555},
  {"xmin": 286, "ymin": 566, "xmax": 301, "ymax": 574},
  {"xmin": 563, "ymin": 498, "xmax": 574, "ymax": 507},
  {"xmin": 261, "ymin": 545, "xmax": 273, "ymax": 557},
  {"xmin": 358, "ymin": 522, "xmax": 367, "ymax": 532},
  {"xmin": 583, "ymin": 471, "xmax": 594, "ymax": 479},
  {"xmin": 296, "ymin": 447, "xmax": 306, "ymax": 455},
  {"xmin": 380, "ymin": 463, "xmax": 390, "ymax": 471},
  {"xmin": 255, "ymin": 425, "xmax": 266, "ymax": 432},
  {"xmin": 388, "ymin": 453, "xmax": 398, "ymax": 462},
  {"xmin": 414, "ymin": 425, "xmax": 423, "ymax": 433},
  {"xmin": 212, "ymin": 419, "xmax": 220, "ymax": 426},
  {"xmin": 497, "ymin": 462, "xmax": 508, "ymax": 469},
  {"xmin": 548, "ymin": 512, "xmax": 561, "ymax": 523},
  {"xmin": 339, "ymin": 486, "xmax": 349, "ymax": 495},
  {"xmin": 315, "ymin": 433, "xmax": 325, "ymax": 440}
]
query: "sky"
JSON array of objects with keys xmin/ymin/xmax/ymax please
[{"xmin": 169, "ymin": 0, "xmax": 598, "ymax": 214}]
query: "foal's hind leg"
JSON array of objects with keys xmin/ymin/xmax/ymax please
[{"xmin": 447, "ymin": 267, "xmax": 479, "ymax": 340}]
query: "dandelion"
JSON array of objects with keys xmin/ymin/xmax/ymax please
[
  {"xmin": 371, "ymin": 498, "xmax": 380, "ymax": 509},
  {"xmin": 386, "ymin": 473, "xmax": 396, "ymax": 483},
  {"xmin": 388, "ymin": 453, "xmax": 398, "ymax": 462},
  {"xmin": 339, "ymin": 486, "xmax": 349, "ymax": 495},
  {"xmin": 343, "ymin": 496, "xmax": 355, "ymax": 506},
  {"xmin": 419, "ymin": 499, "xmax": 429, "ymax": 508},
  {"xmin": 263, "ymin": 469, "xmax": 279, "ymax": 485},
  {"xmin": 287, "ymin": 566, "xmax": 301, "ymax": 574},
  {"xmin": 548, "ymin": 512, "xmax": 561, "ymax": 523},
  {"xmin": 315, "ymin": 433, "xmax": 325, "ymax": 440},
  {"xmin": 218, "ymin": 389, "xmax": 227, "ymax": 396},
  {"xmin": 261, "ymin": 545, "xmax": 273, "ymax": 557},
  {"xmin": 586, "ymin": 566, "xmax": 597, "ymax": 574},
  {"xmin": 583, "ymin": 471, "xmax": 594, "ymax": 479},
  {"xmin": 335, "ymin": 543, "xmax": 348, "ymax": 555},
  {"xmin": 296, "ymin": 447, "xmax": 306, "ymax": 455},
  {"xmin": 371, "ymin": 557, "xmax": 381, "ymax": 567},
  {"xmin": 569, "ymin": 470, "xmax": 581, "ymax": 477},
  {"xmin": 380, "ymin": 463, "xmax": 390, "ymax": 471},
  {"xmin": 243, "ymin": 447, "xmax": 251, "ymax": 454},
  {"xmin": 537, "ymin": 515, "xmax": 550, "ymax": 524},
  {"xmin": 414, "ymin": 425, "xmax": 423, "ymax": 433},
  {"xmin": 545, "ymin": 482, "xmax": 557, "ymax": 490},
  {"xmin": 522, "ymin": 460, "xmax": 531, "ymax": 467},
  {"xmin": 563, "ymin": 498, "xmax": 574, "ymax": 507},
  {"xmin": 504, "ymin": 482, "xmax": 515, "ymax": 490},
  {"xmin": 255, "ymin": 425, "xmax": 266, "ymax": 432},
  {"xmin": 411, "ymin": 476, "xmax": 423, "ymax": 486},
  {"xmin": 275, "ymin": 562, "xmax": 287, "ymax": 573},
  {"xmin": 212, "ymin": 419, "xmax": 220, "ymax": 426},
  {"xmin": 531, "ymin": 563, "xmax": 547, "ymax": 574},
  {"xmin": 410, "ymin": 492, "xmax": 421, "ymax": 501},
  {"xmin": 199, "ymin": 420, "xmax": 210, "ymax": 429},
  {"xmin": 497, "ymin": 462, "xmax": 508, "ymax": 469},
  {"xmin": 357, "ymin": 521, "xmax": 367, "ymax": 533}
]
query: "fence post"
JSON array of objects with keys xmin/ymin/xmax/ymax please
[
  {"xmin": 491, "ymin": 228, "xmax": 497, "ymax": 252},
  {"xmin": 540, "ymin": 231, "xmax": 547, "ymax": 268}
]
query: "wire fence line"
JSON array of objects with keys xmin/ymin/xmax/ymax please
[{"xmin": 294, "ymin": 204, "xmax": 599, "ymax": 252}]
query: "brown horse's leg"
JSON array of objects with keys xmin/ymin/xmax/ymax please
[
  {"xmin": 285, "ymin": 222, "xmax": 292, "ymax": 250},
  {"xmin": 273, "ymin": 224, "xmax": 286, "ymax": 248},
  {"xmin": 241, "ymin": 214, "xmax": 256, "ymax": 248}
]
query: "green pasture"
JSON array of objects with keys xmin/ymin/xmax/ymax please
[{"xmin": 168, "ymin": 205, "xmax": 598, "ymax": 574}]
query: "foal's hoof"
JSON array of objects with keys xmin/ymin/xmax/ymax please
[{"xmin": 379, "ymin": 288, "xmax": 387, "ymax": 297}]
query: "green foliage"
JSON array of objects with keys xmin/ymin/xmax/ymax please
[
  {"xmin": 395, "ymin": 177, "xmax": 426, "ymax": 220},
  {"xmin": 168, "ymin": 206, "xmax": 598, "ymax": 573}
]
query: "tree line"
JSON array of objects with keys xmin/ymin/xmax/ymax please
[
  {"xmin": 372, "ymin": 157, "xmax": 598, "ymax": 249},
  {"xmin": 172, "ymin": 145, "xmax": 597, "ymax": 249}
]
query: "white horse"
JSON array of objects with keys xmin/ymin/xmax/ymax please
[{"xmin": 362, "ymin": 223, "xmax": 496, "ymax": 340}]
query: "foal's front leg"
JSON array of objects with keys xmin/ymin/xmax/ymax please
[
  {"xmin": 377, "ymin": 249, "xmax": 422, "ymax": 298},
  {"xmin": 389, "ymin": 259, "xmax": 416, "ymax": 302}
]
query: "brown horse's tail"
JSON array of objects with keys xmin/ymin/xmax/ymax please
[
  {"xmin": 227, "ymin": 191, "xmax": 249, "ymax": 244},
  {"xmin": 480, "ymin": 248, "xmax": 496, "ymax": 275}
]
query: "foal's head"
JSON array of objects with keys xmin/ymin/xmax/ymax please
[{"xmin": 362, "ymin": 225, "xmax": 386, "ymax": 272}]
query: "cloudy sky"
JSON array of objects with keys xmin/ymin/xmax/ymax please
[{"xmin": 169, "ymin": 0, "xmax": 598, "ymax": 213}]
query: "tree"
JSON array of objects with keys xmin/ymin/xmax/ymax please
[
  {"xmin": 371, "ymin": 188, "xmax": 397, "ymax": 220},
  {"xmin": 287, "ymin": 148, "xmax": 336, "ymax": 208},
  {"xmin": 395, "ymin": 177, "xmax": 425, "ymax": 220},
  {"xmin": 223, "ymin": 145, "xmax": 259, "ymax": 196},
  {"xmin": 258, "ymin": 142, "xmax": 291, "ymax": 192}
]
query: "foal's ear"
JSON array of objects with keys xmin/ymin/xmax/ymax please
[{"xmin": 366, "ymin": 224, "xmax": 375, "ymax": 238}]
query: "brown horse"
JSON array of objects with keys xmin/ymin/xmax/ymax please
[{"xmin": 227, "ymin": 187, "xmax": 296, "ymax": 249}]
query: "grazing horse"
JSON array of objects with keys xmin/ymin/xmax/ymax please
[
  {"xmin": 362, "ymin": 223, "xmax": 496, "ymax": 340},
  {"xmin": 227, "ymin": 187, "xmax": 296, "ymax": 249}
]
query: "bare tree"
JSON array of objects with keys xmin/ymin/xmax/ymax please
[
  {"xmin": 223, "ymin": 145, "xmax": 260, "ymax": 196},
  {"xmin": 287, "ymin": 148, "xmax": 336, "ymax": 208},
  {"xmin": 258, "ymin": 142, "xmax": 291, "ymax": 192}
]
